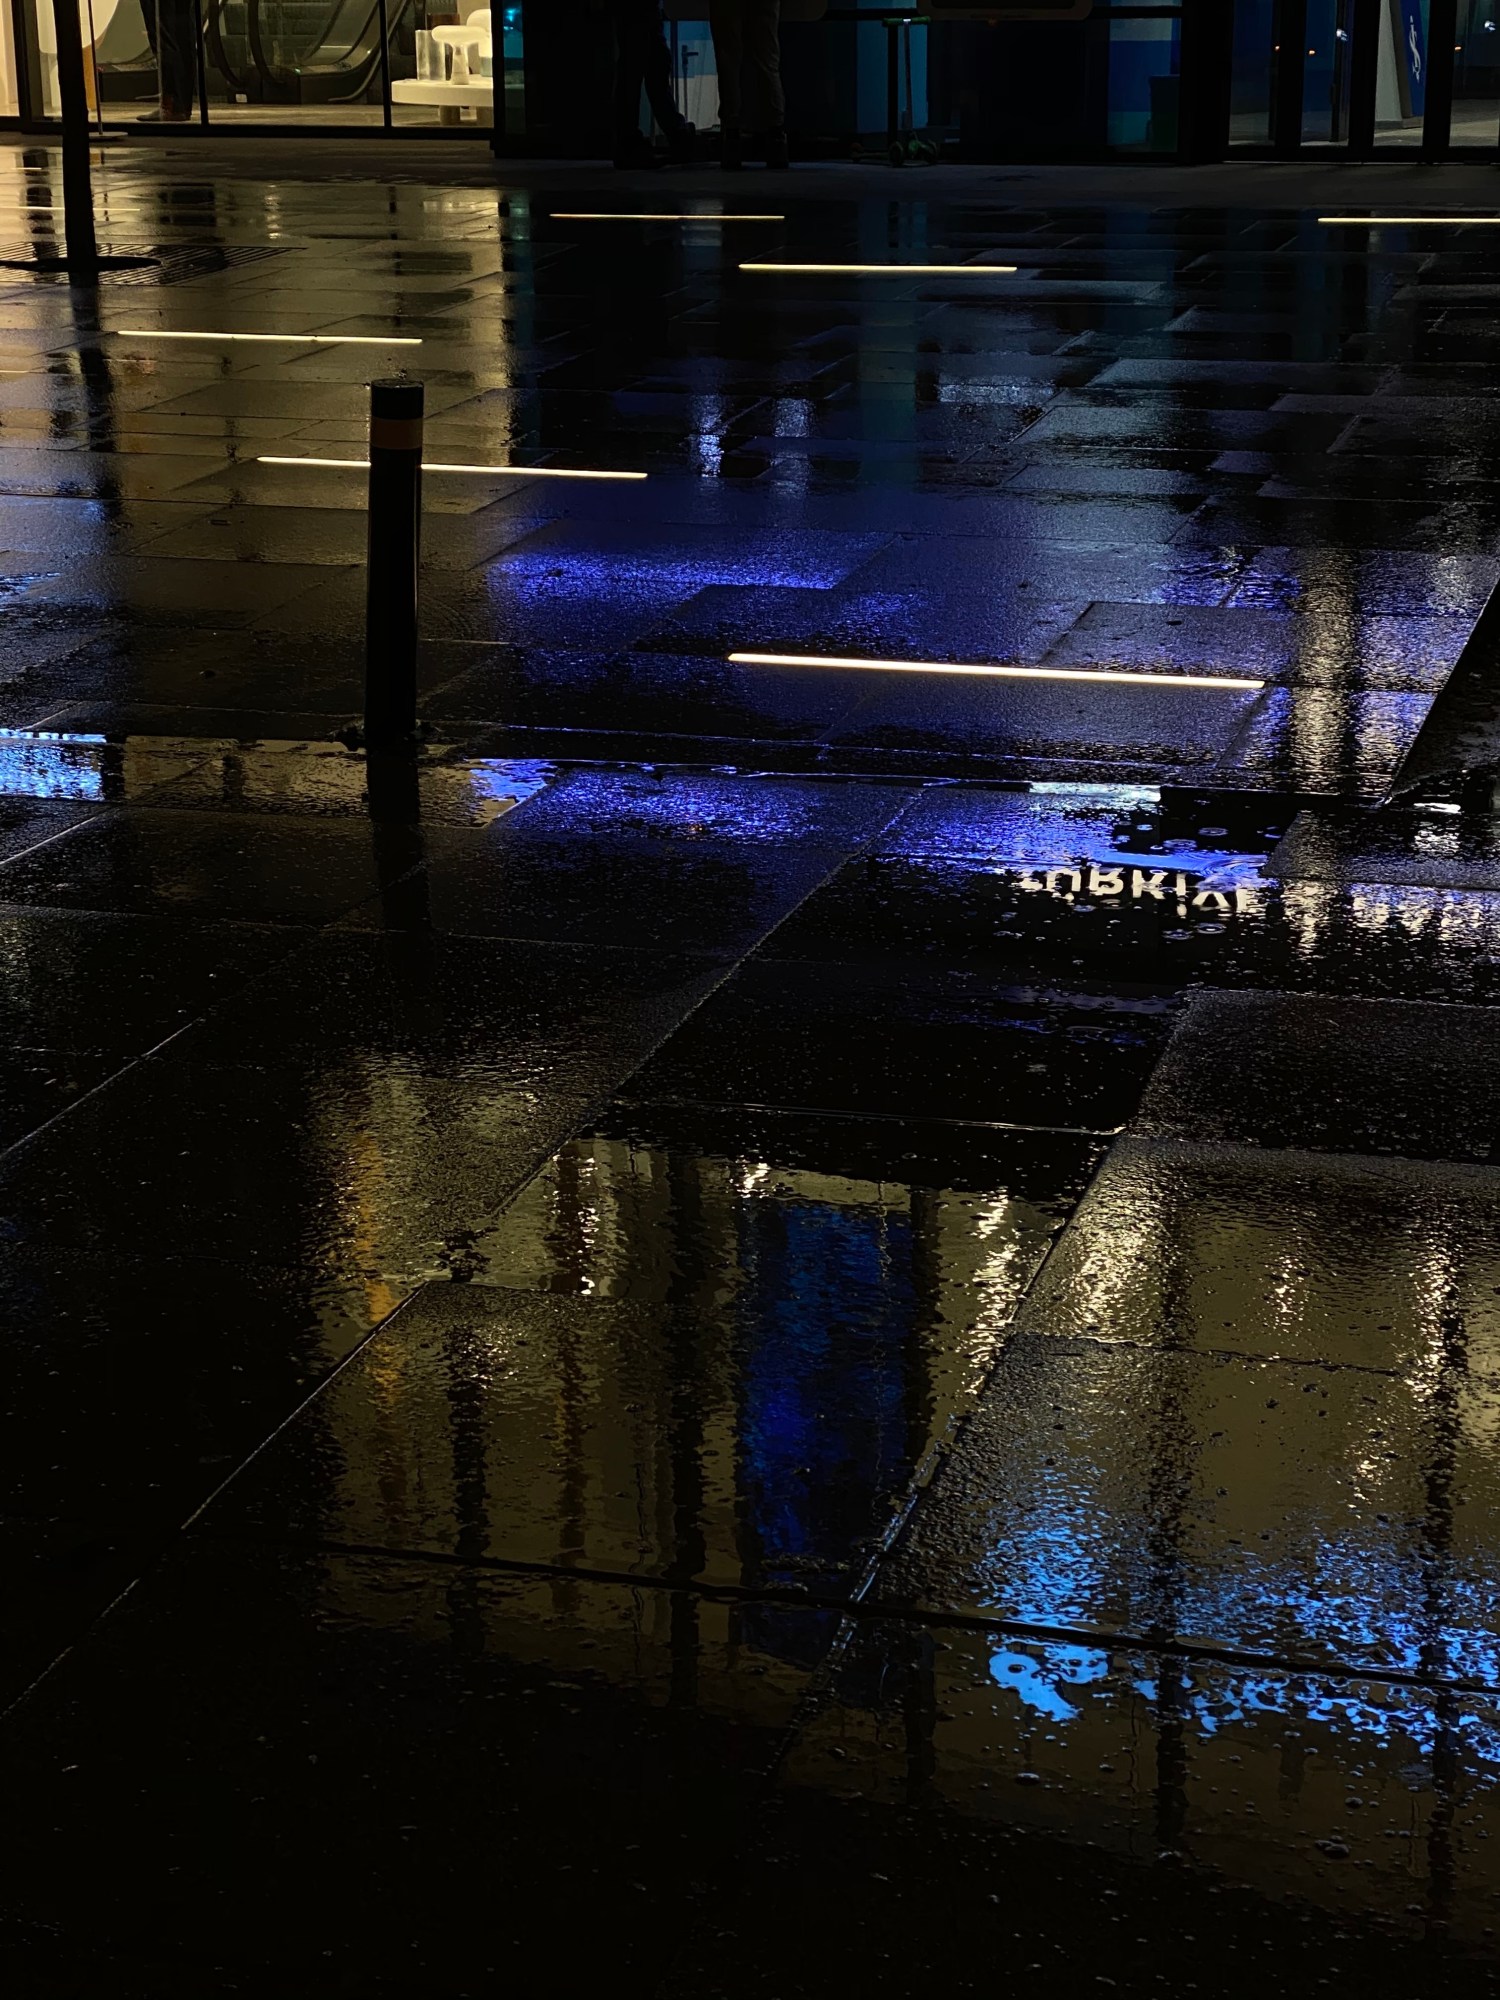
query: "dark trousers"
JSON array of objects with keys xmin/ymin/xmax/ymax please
[
  {"xmin": 710, "ymin": 0, "xmax": 783, "ymax": 130},
  {"xmin": 610, "ymin": 0, "xmax": 688, "ymax": 144},
  {"xmin": 144, "ymin": 0, "xmax": 198, "ymax": 117}
]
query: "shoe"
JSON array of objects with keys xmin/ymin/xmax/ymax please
[
  {"xmin": 136, "ymin": 105, "xmax": 192, "ymax": 123},
  {"xmin": 613, "ymin": 135, "xmax": 659, "ymax": 170},
  {"xmin": 667, "ymin": 120, "xmax": 697, "ymax": 165},
  {"xmin": 720, "ymin": 124, "xmax": 743, "ymax": 171},
  {"xmin": 764, "ymin": 127, "xmax": 789, "ymax": 169}
]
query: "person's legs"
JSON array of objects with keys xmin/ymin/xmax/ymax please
[
  {"xmin": 640, "ymin": 6, "xmax": 690, "ymax": 138},
  {"xmin": 611, "ymin": 0, "xmax": 650, "ymax": 152},
  {"xmin": 152, "ymin": 0, "xmax": 198, "ymax": 119},
  {"xmin": 709, "ymin": 0, "xmax": 745, "ymax": 132},
  {"xmin": 613, "ymin": 0, "xmax": 688, "ymax": 159},
  {"xmin": 745, "ymin": 0, "xmax": 784, "ymax": 130}
]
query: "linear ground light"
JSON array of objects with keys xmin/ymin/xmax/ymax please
[
  {"xmin": 728, "ymin": 651, "xmax": 1263, "ymax": 691},
  {"xmin": 114, "ymin": 329, "xmax": 423, "ymax": 345},
  {"xmin": 258, "ymin": 455, "xmax": 647, "ymax": 480},
  {"xmin": 551, "ymin": 211, "xmax": 785, "ymax": 223},
  {"xmin": 1319, "ymin": 215, "xmax": 1500, "ymax": 225},
  {"xmin": 740, "ymin": 260, "xmax": 1016, "ymax": 275}
]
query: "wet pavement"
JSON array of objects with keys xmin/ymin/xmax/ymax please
[{"xmin": 1, "ymin": 137, "xmax": 1500, "ymax": 1992}]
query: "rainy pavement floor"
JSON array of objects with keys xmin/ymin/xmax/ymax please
[{"xmin": 4, "ymin": 135, "xmax": 1500, "ymax": 1993}]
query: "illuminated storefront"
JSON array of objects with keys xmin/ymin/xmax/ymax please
[
  {"xmin": 8, "ymin": 0, "xmax": 520, "ymax": 131},
  {"xmin": 0, "ymin": 0, "xmax": 1187, "ymax": 151},
  {"xmin": 6, "ymin": 3, "xmax": 1499, "ymax": 156}
]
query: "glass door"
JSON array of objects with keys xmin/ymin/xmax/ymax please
[
  {"xmin": 1230, "ymin": 0, "xmax": 1276, "ymax": 142},
  {"xmin": 1301, "ymin": 0, "xmax": 1354, "ymax": 142},
  {"xmin": 1452, "ymin": 0, "xmax": 1500, "ymax": 144},
  {"xmin": 1379, "ymin": 0, "xmax": 1429, "ymax": 143}
]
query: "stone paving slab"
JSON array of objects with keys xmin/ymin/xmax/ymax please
[
  {"xmin": 877, "ymin": 1331, "xmax": 1500, "ymax": 1681},
  {"xmin": 1136, "ymin": 989, "xmax": 1500, "ymax": 1162},
  {"xmin": 0, "ymin": 1539, "xmax": 818, "ymax": 1996}
]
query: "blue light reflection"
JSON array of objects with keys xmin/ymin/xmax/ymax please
[
  {"xmin": 0, "ymin": 730, "xmax": 108, "ymax": 800},
  {"xmin": 989, "ymin": 1640, "xmax": 1500, "ymax": 1765}
]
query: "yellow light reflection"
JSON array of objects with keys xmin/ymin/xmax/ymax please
[
  {"xmin": 741, "ymin": 261, "xmax": 1016, "ymax": 276},
  {"xmin": 114, "ymin": 329, "xmax": 423, "ymax": 346}
]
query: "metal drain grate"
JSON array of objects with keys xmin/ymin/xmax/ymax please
[
  {"xmin": 0, "ymin": 243, "xmax": 288, "ymax": 286},
  {"xmin": 101, "ymin": 243, "xmax": 289, "ymax": 286}
]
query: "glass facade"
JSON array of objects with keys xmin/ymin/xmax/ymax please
[
  {"xmin": 1452, "ymin": 0, "xmax": 1500, "ymax": 145},
  {"xmin": 14, "ymin": 0, "xmax": 503, "ymax": 128},
  {"xmin": 1228, "ymin": 0, "xmax": 1500, "ymax": 153},
  {"xmin": 4, "ymin": 0, "xmax": 1499, "ymax": 154},
  {"xmin": 1107, "ymin": 10, "xmax": 1182, "ymax": 150}
]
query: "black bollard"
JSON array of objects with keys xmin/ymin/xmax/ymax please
[
  {"xmin": 52, "ymin": 0, "xmax": 98, "ymax": 275},
  {"xmin": 364, "ymin": 376, "xmax": 424, "ymax": 750}
]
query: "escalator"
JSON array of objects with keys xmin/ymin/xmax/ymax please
[
  {"xmin": 205, "ymin": 0, "xmax": 256, "ymax": 98},
  {"xmin": 240, "ymin": 0, "xmax": 408, "ymax": 104},
  {"xmin": 87, "ymin": 0, "xmax": 406, "ymax": 111}
]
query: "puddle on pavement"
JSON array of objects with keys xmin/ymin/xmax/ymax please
[
  {"xmin": 1008, "ymin": 1135, "xmax": 1500, "ymax": 1376},
  {"xmin": 473, "ymin": 1103, "xmax": 1100, "ymax": 1399},
  {"xmin": 0, "ymin": 728, "xmax": 555, "ymax": 821},
  {"xmin": 881, "ymin": 1328, "xmax": 1500, "ymax": 1682},
  {"xmin": 769, "ymin": 1617, "xmax": 1500, "ymax": 1960},
  {"xmin": 210, "ymin": 1109, "xmax": 1103, "ymax": 1596}
]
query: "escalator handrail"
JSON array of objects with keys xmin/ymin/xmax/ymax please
[
  {"xmin": 246, "ymin": 0, "xmax": 414, "ymax": 99},
  {"xmin": 204, "ymin": 0, "xmax": 256, "ymax": 98}
]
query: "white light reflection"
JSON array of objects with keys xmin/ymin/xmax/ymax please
[
  {"xmin": 551, "ymin": 211, "xmax": 786, "ymax": 223},
  {"xmin": 1028, "ymin": 782, "xmax": 1161, "ymax": 807},
  {"xmin": 1279, "ymin": 879, "xmax": 1341, "ymax": 957},
  {"xmin": 1320, "ymin": 215, "xmax": 1500, "ymax": 225},
  {"xmin": 257, "ymin": 456, "xmax": 647, "ymax": 481},
  {"xmin": 730, "ymin": 654, "xmax": 1264, "ymax": 691}
]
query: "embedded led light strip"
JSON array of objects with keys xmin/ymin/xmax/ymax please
[
  {"xmin": 551, "ymin": 211, "xmax": 785, "ymax": 223},
  {"xmin": 728, "ymin": 651, "xmax": 1263, "ymax": 692},
  {"xmin": 1319, "ymin": 215, "xmax": 1500, "ymax": 225},
  {"xmin": 257, "ymin": 455, "xmax": 646, "ymax": 480},
  {"xmin": 114, "ymin": 329, "xmax": 423, "ymax": 346},
  {"xmin": 741, "ymin": 260, "xmax": 1016, "ymax": 276}
]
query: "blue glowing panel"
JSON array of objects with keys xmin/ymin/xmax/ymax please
[{"xmin": 0, "ymin": 731, "xmax": 107, "ymax": 801}]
